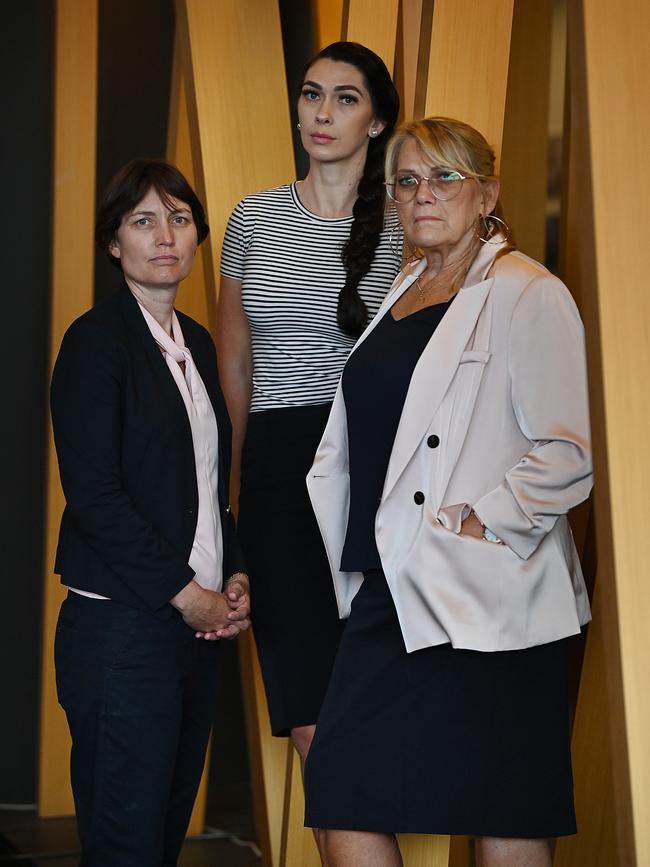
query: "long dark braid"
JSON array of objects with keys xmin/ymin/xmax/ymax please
[{"xmin": 302, "ymin": 42, "xmax": 400, "ymax": 337}]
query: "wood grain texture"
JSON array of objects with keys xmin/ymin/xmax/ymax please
[
  {"xmin": 397, "ymin": 0, "xmax": 424, "ymax": 121},
  {"xmin": 38, "ymin": 0, "xmax": 99, "ymax": 818},
  {"xmin": 165, "ymin": 33, "xmax": 212, "ymax": 837},
  {"xmin": 177, "ymin": 0, "xmax": 294, "ymax": 310},
  {"xmin": 280, "ymin": 747, "xmax": 321, "ymax": 867},
  {"xmin": 554, "ymin": 0, "xmax": 650, "ymax": 863},
  {"xmin": 399, "ymin": 833, "xmax": 451, "ymax": 865},
  {"xmin": 239, "ymin": 631, "xmax": 291, "ymax": 867},
  {"xmin": 499, "ymin": 0, "xmax": 553, "ymax": 261},
  {"xmin": 175, "ymin": 2, "xmax": 296, "ymax": 859},
  {"xmin": 343, "ymin": 0, "xmax": 400, "ymax": 73},
  {"xmin": 312, "ymin": 0, "xmax": 345, "ymax": 49},
  {"xmin": 167, "ymin": 28, "xmax": 212, "ymax": 332},
  {"xmin": 423, "ymin": 0, "xmax": 514, "ymax": 168}
]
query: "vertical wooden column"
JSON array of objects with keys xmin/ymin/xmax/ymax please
[
  {"xmin": 397, "ymin": 0, "xmax": 424, "ymax": 121},
  {"xmin": 499, "ymin": 0, "xmax": 553, "ymax": 260},
  {"xmin": 174, "ymin": 1, "xmax": 296, "ymax": 861},
  {"xmin": 423, "ymin": 0, "xmax": 514, "ymax": 170},
  {"xmin": 165, "ymin": 30, "xmax": 212, "ymax": 837},
  {"xmin": 312, "ymin": 0, "xmax": 345, "ymax": 49},
  {"xmin": 38, "ymin": 0, "xmax": 99, "ymax": 817},
  {"xmin": 343, "ymin": 0, "xmax": 400, "ymax": 71},
  {"xmin": 554, "ymin": 0, "xmax": 650, "ymax": 863}
]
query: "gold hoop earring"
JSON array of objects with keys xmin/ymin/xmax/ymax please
[
  {"xmin": 477, "ymin": 213, "xmax": 510, "ymax": 245},
  {"xmin": 388, "ymin": 222, "xmax": 404, "ymax": 262}
]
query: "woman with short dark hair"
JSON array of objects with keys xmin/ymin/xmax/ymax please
[{"xmin": 52, "ymin": 158, "xmax": 249, "ymax": 865}]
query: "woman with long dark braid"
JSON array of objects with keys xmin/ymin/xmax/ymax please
[{"xmin": 216, "ymin": 42, "xmax": 401, "ymax": 767}]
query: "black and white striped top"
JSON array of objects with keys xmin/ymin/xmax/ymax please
[{"xmin": 220, "ymin": 183, "xmax": 403, "ymax": 411}]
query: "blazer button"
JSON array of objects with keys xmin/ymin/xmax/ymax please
[
  {"xmin": 427, "ymin": 434, "xmax": 440, "ymax": 448},
  {"xmin": 413, "ymin": 491, "xmax": 425, "ymax": 505}
]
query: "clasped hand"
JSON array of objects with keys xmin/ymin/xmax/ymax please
[{"xmin": 170, "ymin": 573, "xmax": 251, "ymax": 640}]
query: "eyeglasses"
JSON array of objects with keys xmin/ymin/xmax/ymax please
[{"xmin": 385, "ymin": 169, "xmax": 470, "ymax": 203}]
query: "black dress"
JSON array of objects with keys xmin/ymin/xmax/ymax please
[
  {"xmin": 303, "ymin": 302, "xmax": 577, "ymax": 837},
  {"xmin": 238, "ymin": 404, "xmax": 344, "ymax": 736}
]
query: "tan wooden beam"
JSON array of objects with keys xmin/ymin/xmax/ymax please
[
  {"xmin": 343, "ymin": 0, "xmax": 400, "ymax": 74},
  {"xmin": 422, "ymin": 0, "xmax": 515, "ymax": 168},
  {"xmin": 173, "ymin": 4, "xmax": 296, "ymax": 859},
  {"xmin": 38, "ymin": 0, "xmax": 99, "ymax": 817},
  {"xmin": 555, "ymin": 0, "xmax": 650, "ymax": 862},
  {"xmin": 499, "ymin": 0, "xmax": 553, "ymax": 261}
]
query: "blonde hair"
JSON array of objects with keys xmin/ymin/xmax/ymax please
[
  {"xmin": 385, "ymin": 117, "xmax": 513, "ymax": 287},
  {"xmin": 386, "ymin": 117, "xmax": 497, "ymax": 182}
]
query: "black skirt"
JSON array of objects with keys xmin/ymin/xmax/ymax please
[
  {"xmin": 238, "ymin": 404, "xmax": 344, "ymax": 737},
  {"xmin": 304, "ymin": 569, "xmax": 577, "ymax": 838}
]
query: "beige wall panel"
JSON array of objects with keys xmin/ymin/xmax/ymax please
[
  {"xmin": 38, "ymin": 0, "xmax": 99, "ymax": 818},
  {"xmin": 574, "ymin": 0, "xmax": 650, "ymax": 862},
  {"xmin": 423, "ymin": 0, "xmax": 514, "ymax": 167},
  {"xmin": 343, "ymin": 0, "xmax": 399, "ymax": 73},
  {"xmin": 499, "ymin": 0, "xmax": 553, "ymax": 260}
]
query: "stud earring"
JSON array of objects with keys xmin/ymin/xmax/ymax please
[
  {"xmin": 296, "ymin": 122, "xmax": 301, "ymax": 131},
  {"xmin": 369, "ymin": 128, "xmax": 379, "ymax": 137}
]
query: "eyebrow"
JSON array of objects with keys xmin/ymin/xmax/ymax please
[
  {"xmin": 130, "ymin": 207, "xmax": 191, "ymax": 217},
  {"xmin": 302, "ymin": 80, "xmax": 363, "ymax": 95}
]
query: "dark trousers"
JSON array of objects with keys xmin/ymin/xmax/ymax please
[{"xmin": 54, "ymin": 592, "xmax": 220, "ymax": 867}]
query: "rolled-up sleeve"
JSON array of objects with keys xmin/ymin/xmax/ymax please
[{"xmin": 473, "ymin": 277, "xmax": 592, "ymax": 559}]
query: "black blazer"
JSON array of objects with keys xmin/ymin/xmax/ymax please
[{"xmin": 50, "ymin": 283, "xmax": 245, "ymax": 616}]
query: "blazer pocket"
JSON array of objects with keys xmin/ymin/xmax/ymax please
[{"xmin": 459, "ymin": 349, "xmax": 491, "ymax": 364}]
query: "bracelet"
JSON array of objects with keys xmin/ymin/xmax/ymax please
[{"xmin": 482, "ymin": 526, "xmax": 502, "ymax": 544}]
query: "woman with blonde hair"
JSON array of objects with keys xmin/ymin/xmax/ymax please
[{"xmin": 304, "ymin": 117, "xmax": 592, "ymax": 867}]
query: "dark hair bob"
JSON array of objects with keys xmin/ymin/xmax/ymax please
[{"xmin": 95, "ymin": 158, "xmax": 210, "ymax": 269}]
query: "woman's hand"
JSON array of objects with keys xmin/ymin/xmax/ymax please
[
  {"xmin": 458, "ymin": 510, "xmax": 485, "ymax": 540},
  {"xmin": 171, "ymin": 579, "xmax": 239, "ymax": 637},
  {"xmin": 196, "ymin": 572, "xmax": 251, "ymax": 641}
]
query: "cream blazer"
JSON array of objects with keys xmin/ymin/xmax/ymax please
[{"xmin": 307, "ymin": 239, "xmax": 592, "ymax": 652}]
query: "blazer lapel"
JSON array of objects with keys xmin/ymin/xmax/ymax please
[{"xmin": 382, "ymin": 238, "xmax": 508, "ymax": 500}]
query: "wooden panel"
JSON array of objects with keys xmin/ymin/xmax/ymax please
[
  {"xmin": 175, "ymin": 2, "xmax": 296, "ymax": 860},
  {"xmin": 312, "ymin": 0, "xmax": 345, "ymax": 49},
  {"xmin": 499, "ymin": 0, "xmax": 553, "ymax": 260},
  {"xmin": 397, "ymin": 0, "xmax": 424, "ymax": 121},
  {"xmin": 239, "ymin": 631, "xmax": 291, "ymax": 867},
  {"xmin": 280, "ymin": 748, "xmax": 321, "ymax": 867},
  {"xmin": 167, "ymin": 36, "xmax": 211, "ymax": 330},
  {"xmin": 166, "ymin": 28, "xmax": 212, "ymax": 838},
  {"xmin": 38, "ymin": 0, "xmax": 99, "ymax": 817},
  {"xmin": 177, "ymin": 0, "xmax": 294, "ymax": 303},
  {"xmin": 399, "ymin": 833, "xmax": 451, "ymax": 865},
  {"xmin": 423, "ymin": 0, "xmax": 515, "ymax": 167},
  {"xmin": 343, "ymin": 0, "xmax": 400, "ymax": 73},
  {"xmin": 554, "ymin": 591, "xmax": 619, "ymax": 867},
  {"xmin": 554, "ymin": 0, "xmax": 650, "ymax": 863}
]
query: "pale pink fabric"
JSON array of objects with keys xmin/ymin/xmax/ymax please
[{"xmin": 69, "ymin": 299, "xmax": 223, "ymax": 600}]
